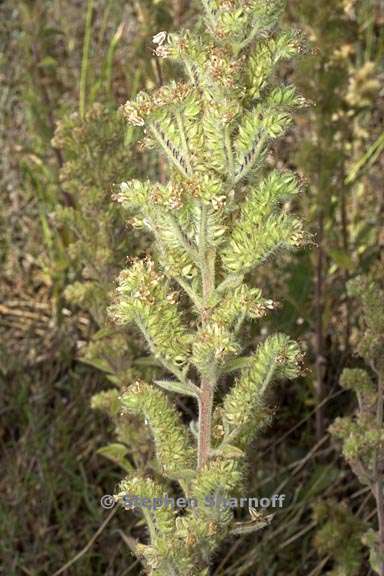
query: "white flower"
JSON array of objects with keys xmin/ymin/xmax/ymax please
[
  {"xmin": 153, "ymin": 31, "xmax": 167, "ymax": 46},
  {"xmin": 154, "ymin": 45, "xmax": 170, "ymax": 58}
]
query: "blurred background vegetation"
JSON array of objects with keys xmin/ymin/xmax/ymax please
[{"xmin": 0, "ymin": 0, "xmax": 383, "ymax": 574}]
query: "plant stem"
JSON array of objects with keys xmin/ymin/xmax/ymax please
[
  {"xmin": 339, "ymin": 181, "xmax": 351, "ymax": 354},
  {"xmin": 142, "ymin": 509, "xmax": 157, "ymax": 544},
  {"xmin": 198, "ymin": 381, "xmax": 215, "ymax": 468},
  {"xmin": 171, "ymin": 0, "xmax": 190, "ymax": 26},
  {"xmin": 79, "ymin": 0, "xmax": 94, "ymax": 119},
  {"xmin": 197, "ymin": 204, "xmax": 216, "ymax": 468},
  {"xmin": 375, "ymin": 369, "xmax": 384, "ymax": 575},
  {"xmin": 345, "ymin": 131, "xmax": 384, "ymax": 185}
]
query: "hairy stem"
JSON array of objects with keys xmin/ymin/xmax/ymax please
[
  {"xmin": 197, "ymin": 204, "xmax": 216, "ymax": 468},
  {"xmin": 198, "ymin": 381, "xmax": 215, "ymax": 468},
  {"xmin": 142, "ymin": 509, "xmax": 157, "ymax": 544}
]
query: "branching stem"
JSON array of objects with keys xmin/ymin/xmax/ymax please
[{"xmin": 198, "ymin": 381, "xmax": 215, "ymax": 468}]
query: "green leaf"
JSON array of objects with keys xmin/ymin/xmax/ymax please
[
  {"xmin": 300, "ymin": 465, "xmax": 340, "ymax": 501},
  {"xmin": 39, "ymin": 56, "xmax": 58, "ymax": 69},
  {"xmin": 223, "ymin": 356, "xmax": 253, "ymax": 373},
  {"xmin": 80, "ymin": 356, "xmax": 113, "ymax": 374},
  {"xmin": 97, "ymin": 443, "xmax": 134, "ymax": 473},
  {"xmin": 133, "ymin": 356, "xmax": 163, "ymax": 368},
  {"xmin": 106, "ymin": 374, "xmax": 122, "ymax": 386},
  {"xmin": 154, "ymin": 379, "xmax": 200, "ymax": 398},
  {"xmin": 219, "ymin": 444, "xmax": 245, "ymax": 458},
  {"xmin": 329, "ymin": 249, "xmax": 354, "ymax": 271}
]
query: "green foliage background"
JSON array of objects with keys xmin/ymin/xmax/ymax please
[{"xmin": 0, "ymin": 0, "xmax": 383, "ymax": 574}]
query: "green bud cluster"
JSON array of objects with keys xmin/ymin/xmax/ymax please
[
  {"xmin": 110, "ymin": 258, "xmax": 192, "ymax": 369},
  {"xmin": 119, "ymin": 381, "xmax": 196, "ymax": 477},
  {"xmin": 222, "ymin": 334, "xmax": 302, "ymax": 448}
]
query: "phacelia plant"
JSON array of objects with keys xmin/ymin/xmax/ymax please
[
  {"xmin": 99, "ymin": 1, "xmax": 310, "ymax": 573},
  {"xmin": 331, "ymin": 272, "xmax": 384, "ymax": 576}
]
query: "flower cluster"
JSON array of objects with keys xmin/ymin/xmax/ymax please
[
  {"xmin": 110, "ymin": 258, "xmax": 192, "ymax": 368},
  {"xmin": 120, "ymin": 381, "xmax": 196, "ymax": 476},
  {"xmin": 222, "ymin": 334, "xmax": 302, "ymax": 447}
]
